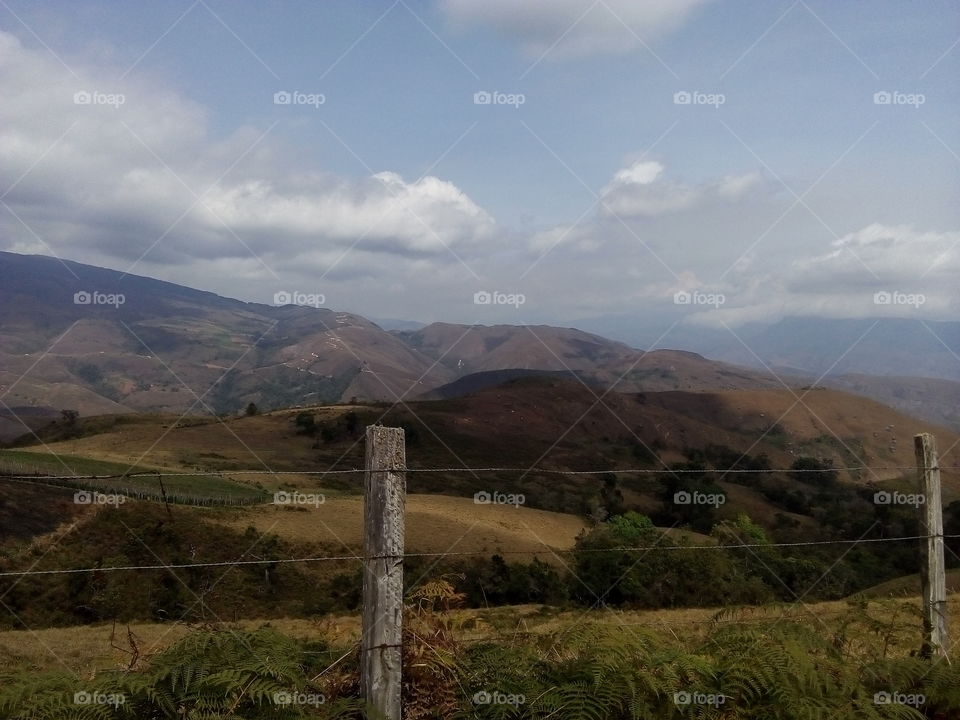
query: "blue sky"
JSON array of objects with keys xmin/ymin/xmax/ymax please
[{"xmin": 1, "ymin": 0, "xmax": 958, "ymax": 330}]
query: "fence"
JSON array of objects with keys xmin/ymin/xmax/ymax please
[{"xmin": 0, "ymin": 428, "xmax": 955, "ymax": 719}]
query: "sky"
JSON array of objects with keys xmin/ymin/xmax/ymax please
[{"xmin": 1, "ymin": 0, "xmax": 958, "ymax": 332}]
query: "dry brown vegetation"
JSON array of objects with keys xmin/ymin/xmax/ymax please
[{"xmin": 3, "ymin": 593, "xmax": 957, "ymax": 676}]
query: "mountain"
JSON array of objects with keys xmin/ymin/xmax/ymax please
[
  {"xmin": 399, "ymin": 322, "xmax": 783, "ymax": 393},
  {"xmin": 13, "ymin": 375, "xmax": 960, "ymax": 518},
  {"xmin": 0, "ymin": 252, "xmax": 787, "ymax": 433},
  {"xmin": 0, "ymin": 251, "xmax": 455, "ymax": 423},
  {"xmin": 822, "ymin": 374, "xmax": 960, "ymax": 432},
  {"xmin": 572, "ymin": 313, "xmax": 960, "ymax": 431},
  {"xmin": 576, "ymin": 314, "xmax": 960, "ymax": 382},
  {"xmin": 714, "ymin": 317, "xmax": 960, "ymax": 381},
  {"xmin": 416, "ymin": 368, "xmax": 588, "ymax": 400},
  {"xmin": 369, "ymin": 317, "xmax": 427, "ymax": 332}
]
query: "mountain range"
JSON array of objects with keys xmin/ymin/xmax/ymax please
[{"xmin": 1, "ymin": 250, "xmax": 958, "ymax": 439}]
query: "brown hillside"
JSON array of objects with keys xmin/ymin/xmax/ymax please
[{"xmin": 15, "ymin": 378, "xmax": 960, "ymax": 519}]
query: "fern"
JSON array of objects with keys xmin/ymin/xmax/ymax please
[{"xmin": 2, "ymin": 598, "xmax": 957, "ymax": 719}]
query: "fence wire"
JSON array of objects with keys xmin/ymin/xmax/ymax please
[
  {"xmin": 1, "ymin": 534, "xmax": 958, "ymax": 579},
  {"xmin": 0, "ymin": 464, "xmax": 954, "ymax": 481}
]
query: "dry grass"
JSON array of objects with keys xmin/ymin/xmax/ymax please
[
  {"xmin": 212, "ymin": 493, "xmax": 588, "ymax": 558},
  {"xmin": 32, "ymin": 411, "xmax": 322, "ymax": 475},
  {"xmin": 861, "ymin": 568, "xmax": 960, "ymax": 598},
  {"xmin": 3, "ymin": 594, "xmax": 957, "ymax": 674}
]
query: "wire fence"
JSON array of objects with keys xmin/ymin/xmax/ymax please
[
  {"xmin": 1, "ymin": 459, "xmax": 957, "ymax": 588},
  {"xmin": 1, "ymin": 534, "xmax": 957, "ymax": 579},
  {"xmin": 1, "ymin": 463, "xmax": 956, "ymax": 481},
  {"xmin": 0, "ymin": 472, "xmax": 267, "ymax": 506}
]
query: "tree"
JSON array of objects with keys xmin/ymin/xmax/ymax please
[
  {"xmin": 606, "ymin": 511, "xmax": 656, "ymax": 544},
  {"xmin": 245, "ymin": 402, "xmax": 259, "ymax": 416},
  {"xmin": 294, "ymin": 411, "xmax": 316, "ymax": 435},
  {"xmin": 790, "ymin": 456, "xmax": 837, "ymax": 486},
  {"xmin": 600, "ymin": 473, "xmax": 626, "ymax": 517},
  {"xmin": 60, "ymin": 409, "xmax": 79, "ymax": 425},
  {"xmin": 344, "ymin": 410, "xmax": 360, "ymax": 436}
]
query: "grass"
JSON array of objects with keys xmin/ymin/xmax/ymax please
[
  {"xmin": 2, "ymin": 593, "xmax": 956, "ymax": 675},
  {"xmin": 0, "ymin": 449, "xmax": 266, "ymax": 503},
  {"xmin": 213, "ymin": 493, "xmax": 589, "ymax": 558},
  {"xmin": 860, "ymin": 568, "xmax": 960, "ymax": 598}
]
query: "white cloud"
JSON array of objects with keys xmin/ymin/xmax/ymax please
[
  {"xmin": 694, "ymin": 224, "xmax": 960, "ymax": 326},
  {"xmin": 0, "ymin": 30, "xmax": 496, "ymax": 273},
  {"xmin": 716, "ymin": 172, "xmax": 762, "ymax": 199},
  {"xmin": 782, "ymin": 223, "xmax": 959, "ymax": 296},
  {"xmin": 528, "ymin": 160, "xmax": 768, "ymax": 260},
  {"xmin": 609, "ymin": 160, "xmax": 664, "ymax": 186},
  {"xmin": 599, "ymin": 160, "xmax": 763, "ymax": 218},
  {"xmin": 440, "ymin": 0, "xmax": 713, "ymax": 58},
  {"xmin": 1, "ymin": 26, "xmax": 955, "ymax": 332},
  {"xmin": 201, "ymin": 172, "xmax": 495, "ymax": 255}
]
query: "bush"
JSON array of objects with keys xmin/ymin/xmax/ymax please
[{"xmin": 790, "ymin": 456, "xmax": 838, "ymax": 486}]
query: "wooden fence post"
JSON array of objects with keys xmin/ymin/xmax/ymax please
[
  {"xmin": 361, "ymin": 426, "xmax": 406, "ymax": 719},
  {"xmin": 915, "ymin": 432, "xmax": 949, "ymax": 659}
]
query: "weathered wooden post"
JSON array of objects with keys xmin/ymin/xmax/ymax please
[
  {"xmin": 915, "ymin": 432, "xmax": 949, "ymax": 659},
  {"xmin": 361, "ymin": 426, "xmax": 405, "ymax": 719}
]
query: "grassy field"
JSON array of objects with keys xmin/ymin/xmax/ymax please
[
  {"xmin": 2, "ymin": 593, "xmax": 956, "ymax": 675},
  {"xmin": 214, "ymin": 493, "xmax": 588, "ymax": 558},
  {"xmin": 0, "ymin": 449, "xmax": 266, "ymax": 503},
  {"xmin": 861, "ymin": 568, "xmax": 960, "ymax": 597}
]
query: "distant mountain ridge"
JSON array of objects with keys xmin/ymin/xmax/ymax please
[
  {"xmin": 0, "ymin": 252, "xmax": 785, "ymax": 434},
  {"xmin": 2, "ymin": 250, "xmax": 957, "ymax": 437},
  {"xmin": 576, "ymin": 314, "xmax": 960, "ymax": 383},
  {"xmin": 570, "ymin": 313, "xmax": 960, "ymax": 431}
]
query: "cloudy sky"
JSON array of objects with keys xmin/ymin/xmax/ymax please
[{"xmin": 1, "ymin": 0, "xmax": 958, "ymax": 332}]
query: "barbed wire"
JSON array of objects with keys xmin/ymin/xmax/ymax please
[{"xmin": 1, "ymin": 534, "xmax": 957, "ymax": 579}]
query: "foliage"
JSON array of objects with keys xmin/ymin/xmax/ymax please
[
  {"xmin": 1, "ymin": 598, "xmax": 958, "ymax": 719},
  {"xmin": 571, "ymin": 513, "xmax": 774, "ymax": 608},
  {"xmin": 294, "ymin": 411, "xmax": 317, "ymax": 436},
  {"xmin": 653, "ymin": 462, "xmax": 726, "ymax": 533},
  {"xmin": 403, "ymin": 578, "xmax": 468, "ymax": 719},
  {"xmin": 0, "ymin": 505, "xmax": 317, "ymax": 628},
  {"xmin": 0, "ymin": 627, "xmax": 365, "ymax": 719},
  {"xmin": 790, "ymin": 456, "xmax": 839, "ymax": 486},
  {"xmin": 455, "ymin": 556, "xmax": 568, "ymax": 607}
]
